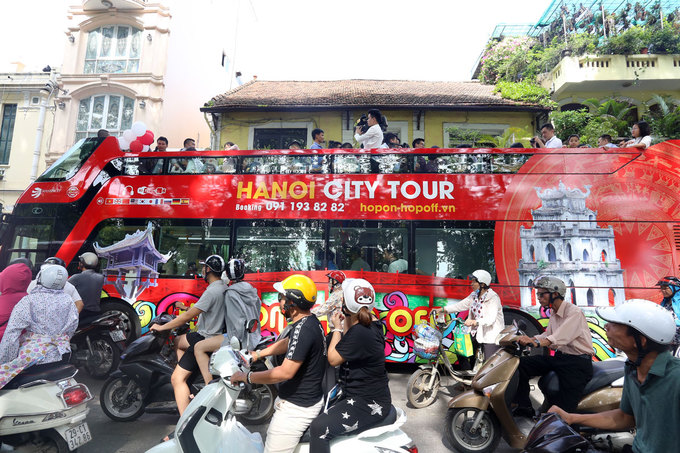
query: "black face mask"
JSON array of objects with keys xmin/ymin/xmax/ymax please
[{"xmin": 342, "ymin": 305, "xmax": 352, "ymax": 317}]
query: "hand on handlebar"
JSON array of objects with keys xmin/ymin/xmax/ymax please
[
  {"xmin": 230, "ymin": 370, "xmax": 247, "ymax": 386},
  {"xmin": 516, "ymin": 335, "xmax": 537, "ymax": 346}
]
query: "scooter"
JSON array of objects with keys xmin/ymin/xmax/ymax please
[
  {"xmin": 522, "ymin": 412, "xmax": 597, "ymax": 453},
  {"xmin": 70, "ymin": 312, "xmax": 127, "ymax": 379},
  {"xmin": 0, "ymin": 361, "xmax": 93, "ymax": 452},
  {"xmin": 407, "ymin": 311, "xmax": 481, "ymax": 408},
  {"xmin": 146, "ymin": 334, "xmax": 417, "ymax": 453},
  {"xmin": 444, "ymin": 322, "xmax": 633, "ymax": 453},
  {"xmin": 234, "ymin": 334, "xmax": 278, "ymax": 425},
  {"xmin": 99, "ymin": 314, "xmax": 203, "ymax": 421}
]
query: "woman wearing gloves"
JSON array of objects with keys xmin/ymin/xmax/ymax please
[{"xmin": 434, "ymin": 269, "xmax": 504, "ymax": 360}]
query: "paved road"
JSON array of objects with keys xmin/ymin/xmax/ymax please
[{"xmin": 78, "ymin": 364, "xmax": 522, "ymax": 452}]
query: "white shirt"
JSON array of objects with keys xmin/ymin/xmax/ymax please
[
  {"xmin": 624, "ymin": 135, "xmax": 652, "ymax": 150},
  {"xmin": 27, "ymin": 280, "xmax": 82, "ymax": 303},
  {"xmin": 354, "ymin": 124, "xmax": 384, "ymax": 150},
  {"xmin": 443, "ymin": 288, "xmax": 504, "ymax": 344},
  {"xmin": 544, "ymin": 136, "xmax": 563, "ymax": 148}
]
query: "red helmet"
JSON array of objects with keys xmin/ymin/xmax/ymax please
[{"xmin": 326, "ymin": 271, "xmax": 346, "ymax": 287}]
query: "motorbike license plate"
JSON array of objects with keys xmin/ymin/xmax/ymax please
[
  {"xmin": 110, "ymin": 329, "xmax": 126, "ymax": 342},
  {"xmin": 64, "ymin": 422, "xmax": 92, "ymax": 451}
]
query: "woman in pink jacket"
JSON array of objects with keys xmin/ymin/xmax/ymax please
[{"xmin": 0, "ymin": 262, "xmax": 33, "ymax": 341}]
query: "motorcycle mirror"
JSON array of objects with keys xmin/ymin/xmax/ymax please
[
  {"xmin": 246, "ymin": 319, "xmax": 258, "ymax": 333},
  {"xmin": 517, "ymin": 321, "xmax": 528, "ymax": 332},
  {"xmin": 230, "ymin": 336, "xmax": 241, "ymax": 351}
]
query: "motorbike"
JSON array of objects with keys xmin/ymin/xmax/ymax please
[
  {"xmin": 444, "ymin": 322, "xmax": 633, "ymax": 453},
  {"xmin": 0, "ymin": 361, "xmax": 93, "ymax": 452},
  {"xmin": 407, "ymin": 311, "xmax": 482, "ymax": 408},
  {"xmin": 234, "ymin": 334, "xmax": 278, "ymax": 425},
  {"xmin": 146, "ymin": 335, "xmax": 417, "ymax": 453},
  {"xmin": 522, "ymin": 412, "xmax": 598, "ymax": 453},
  {"xmin": 70, "ymin": 312, "xmax": 127, "ymax": 379}
]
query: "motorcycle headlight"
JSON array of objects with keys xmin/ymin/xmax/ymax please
[{"xmin": 483, "ymin": 383, "xmax": 500, "ymax": 398}]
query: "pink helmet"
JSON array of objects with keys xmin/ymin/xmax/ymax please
[{"xmin": 326, "ymin": 271, "xmax": 346, "ymax": 286}]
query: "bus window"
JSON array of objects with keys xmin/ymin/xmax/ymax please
[
  {"xmin": 37, "ymin": 137, "xmax": 105, "ymax": 181},
  {"xmin": 136, "ymin": 157, "xmax": 164, "ymax": 175},
  {"xmin": 330, "ymin": 221, "xmax": 409, "ymax": 273},
  {"xmin": 370, "ymin": 155, "xmax": 409, "ymax": 174},
  {"xmin": 234, "ymin": 220, "xmax": 323, "ymax": 272},
  {"xmin": 8, "ymin": 219, "xmax": 55, "ymax": 266},
  {"xmin": 414, "ymin": 221, "xmax": 495, "ymax": 279},
  {"xmin": 168, "ymin": 157, "xmax": 205, "ymax": 174},
  {"xmin": 491, "ymin": 154, "xmax": 531, "ymax": 173},
  {"xmin": 219, "ymin": 157, "xmax": 238, "ymax": 174},
  {"xmin": 414, "ymin": 155, "xmax": 440, "ymax": 173},
  {"xmin": 334, "ymin": 155, "xmax": 371, "ymax": 174},
  {"xmin": 438, "ymin": 154, "xmax": 492, "ymax": 173}
]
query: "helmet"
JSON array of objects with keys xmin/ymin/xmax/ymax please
[
  {"xmin": 200, "ymin": 255, "xmax": 226, "ymax": 274},
  {"xmin": 597, "ymin": 299, "xmax": 676, "ymax": 345},
  {"xmin": 656, "ymin": 276, "xmax": 680, "ymax": 287},
  {"xmin": 342, "ymin": 278, "xmax": 376, "ymax": 313},
  {"xmin": 226, "ymin": 258, "xmax": 245, "ymax": 281},
  {"xmin": 36, "ymin": 265, "xmax": 68, "ymax": 290},
  {"xmin": 79, "ymin": 252, "xmax": 99, "ymax": 269},
  {"xmin": 470, "ymin": 270, "xmax": 492, "ymax": 287},
  {"xmin": 326, "ymin": 271, "xmax": 346, "ymax": 286},
  {"xmin": 274, "ymin": 275, "xmax": 317, "ymax": 310},
  {"xmin": 533, "ymin": 276, "xmax": 566, "ymax": 298},
  {"xmin": 44, "ymin": 256, "xmax": 66, "ymax": 267}
]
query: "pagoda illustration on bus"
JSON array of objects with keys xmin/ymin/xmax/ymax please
[{"xmin": 517, "ymin": 181, "xmax": 626, "ymax": 308}]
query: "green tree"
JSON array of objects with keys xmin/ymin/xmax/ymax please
[
  {"xmin": 583, "ymin": 98, "xmax": 633, "ymax": 137},
  {"xmin": 549, "ymin": 109, "xmax": 592, "ymax": 139},
  {"xmin": 645, "ymin": 95, "xmax": 680, "ymax": 141},
  {"xmin": 480, "ymin": 127, "xmax": 534, "ymax": 148}
]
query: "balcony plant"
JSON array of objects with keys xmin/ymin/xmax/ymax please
[
  {"xmin": 494, "ymin": 81, "xmax": 557, "ymax": 109},
  {"xmin": 645, "ymin": 95, "xmax": 680, "ymax": 141},
  {"xmin": 598, "ymin": 26, "xmax": 651, "ymax": 55}
]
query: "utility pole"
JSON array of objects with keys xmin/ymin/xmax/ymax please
[{"xmin": 30, "ymin": 71, "xmax": 57, "ymax": 182}]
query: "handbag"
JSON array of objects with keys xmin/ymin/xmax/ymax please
[{"xmin": 453, "ymin": 323, "xmax": 474, "ymax": 357}]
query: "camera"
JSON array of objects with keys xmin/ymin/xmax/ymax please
[
  {"xmin": 355, "ymin": 114, "xmax": 369, "ymax": 134},
  {"xmin": 529, "ymin": 137, "xmax": 537, "ymax": 147}
]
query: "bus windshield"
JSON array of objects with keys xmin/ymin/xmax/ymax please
[{"xmin": 37, "ymin": 137, "xmax": 105, "ymax": 181}]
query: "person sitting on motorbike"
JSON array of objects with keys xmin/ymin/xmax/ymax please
[
  {"xmin": 309, "ymin": 278, "xmax": 391, "ymax": 453},
  {"xmin": 150, "ymin": 255, "xmax": 227, "ymax": 416},
  {"xmin": 0, "ymin": 261, "xmax": 32, "ymax": 342},
  {"xmin": 549, "ymin": 299, "xmax": 680, "ymax": 453},
  {"xmin": 69, "ymin": 252, "xmax": 106, "ymax": 327},
  {"xmin": 194, "ymin": 258, "xmax": 262, "ymax": 384},
  {"xmin": 27, "ymin": 257, "xmax": 84, "ymax": 313},
  {"xmin": 433, "ymin": 269, "xmax": 504, "ymax": 360},
  {"xmin": 231, "ymin": 275, "xmax": 326, "ymax": 453},
  {"xmin": 311, "ymin": 271, "xmax": 346, "ymax": 330},
  {"xmin": 656, "ymin": 276, "xmax": 680, "ymax": 348},
  {"xmin": 0, "ymin": 265, "xmax": 79, "ymax": 387},
  {"xmin": 514, "ymin": 276, "xmax": 593, "ymax": 417}
]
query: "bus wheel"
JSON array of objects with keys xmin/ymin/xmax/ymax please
[{"xmin": 101, "ymin": 300, "xmax": 142, "ymax": 345}]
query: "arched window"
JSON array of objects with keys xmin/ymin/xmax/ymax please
[
  {"xmin": 566, "ymin": 243, "xmax": 573, "ymax": 261},
  {"xmin": 84, "ymin": 25, "xmax": 142, "ymax": 73},
  {"xmin": 608, "ymin": 288, "xmax": 616, "ymax": 306},
  {"xmin": 546, "ymin": 243, "xmax": 556, "ymax": 262},
  {"xmin": 601, "ymin": 250, "xmax": 607, "ymax": 262},
  {"xmin": 530, "ymin": 245, "xmax": 535, "ymax": 261},
  {"xmin": 569, "ymin": 279, "xmax": 576, "ymax": 304},
  {"xmin": 76, "ymin": 94, "xmax": 134, "ymax": 141},
  {"xmin": 583, "ymin": 249, "xmax": 590, "ymax": 261},
  {"xmin": 587, "ymin": 289, "xmax": 594, "ymax": 306},
  {"xmin": 528, "ymin": 279, "xmax": 536, "ymax": 306}
]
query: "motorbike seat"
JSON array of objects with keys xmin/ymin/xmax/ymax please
[
  {"xmin": 299, "ymin": 404, "xmax": 398, "ymax": 443},
  {"xmin": 539, "ymin": 359, "xmax": 625, "ymax": 396},
  {"xmin": 3, "ymin": 362, "xmax": 77, "ymax": 390}
]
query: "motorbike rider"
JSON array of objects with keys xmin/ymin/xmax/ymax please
[
  {"xmin": 311, "ymin": 271, "xmax": 346, "ymax": 329},
  {"xmin": 150, "ymin": 255, "xmax": 227, "ymax": 416},
  {"xmin": 0, "ymin": 262, "xmax": 32, "ymax": 341},
  {"xmin": 194, "ymin": 258, "xmax": 262, "ymax": 384},
  {"xmin": 0, "ymin": 265, "xmax": 79, "ymax": 387},
  {"xmin": 549, "ymin": 299, "xmax": 680, "ymax": 453},
  {"xmin": 514, "ymin": 276, "xmax": 593, "ymax": 416},
  {"xmin": 69, "ymin": 252, "xmax": 106, "ymax": 326},
  {"xmin": 27, "ymin": 257, "xmax": 84, "ymax": 313},
  {"xmin": 231, "ymin": 274, "xmax": 326, "ymax": 453},
  {"xmin": 433, "ymin": 269, "xmax": 504, "ymax": 359},
  {"xmin": 656, "ymin": 276, "xmax": 680, "ymax": 348},
  {"xmin": 309, "ymin": 278, "xmax": 391, "ymax": 453}
]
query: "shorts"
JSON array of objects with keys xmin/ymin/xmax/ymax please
[{"xmin": 177, "ymin": 332, "xmax": 206, "ymax": 371}]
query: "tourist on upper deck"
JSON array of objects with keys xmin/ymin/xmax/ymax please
[
  {"xmin": 340, "ymin": 142, "xmax": 353, "ymax": 149},
  {"xmin": 382, "ymin": 132, "xmax": 401, "ymax": 148},
  {"xmin": 620, "ymin": 121, "xmax": 652, "ymax": 150},
  {"xmin": 224, "ymin": 141, "xmax": 239, "ymax": 151},
  {"xmin": 567, "ymin": 134, "xmax": 581, "ymax": 148},
  {"xmin": 97, "ymin": 129, "xmax": 109, "ymax": 138},
  {"xmin": 182, "ymin": 138, "xmax": 196, "ymax": 151},
  {"xmin": 354, "ymin": 109, "xmax": 384, "ymax": 150},
  {"xmin": 310, "ymin": 129, "xmax": 325, "ymax": 149},
  {"xmin": 598, "ymin": 134, "xmax": 618, "ymax": 149},
  {"xmin": 328, "ymin": 140, "xmax": 342, "ymax": 149},
  {"xmin": 510, "ymin": 142, "xmax": 525, "ymax": 148},
  {"xmin": 289, "ymin": 141, "xmax": 303, "ymax": 150},
  {"xmin": 532, "ymin": 123, "xmax": 563, "ymax": 149},
  {"xmin": 154, "ymin": 136, "xmax": 168, "ymax": 151},
  {"xmin": 412, "ymin": 138, "xmax": 425, "ymax": 149}
]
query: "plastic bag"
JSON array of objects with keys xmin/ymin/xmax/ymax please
[
  {"xmin": 453, "ymin": 324, "xmax": 474, "ymax": 357},
  {"xmin": 218, "ymin": 417, "xmax": 264, "ymax": 453}
]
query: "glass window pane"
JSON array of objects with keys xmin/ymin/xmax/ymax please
[
  {"xmin": 106, "ymin": 95, "xmax": 121, "ymax": 130},
  {"xmin": 100, "ymin": 26, "xmax": 114, "ymax": 57},
  {"xmin": 371, "ymin": 155, "xmax": 408, "ymax": 173},
  {"xmin": 129, "ymin": 29, "xmax": 141, "ymax": 58},
  {"xmin": 330, "ymin": 222, "xmax": 409, "ymax": 273},
  {"xmin": 127, "ymin": 59, "xmax": 139, "ymax": 73},
  {"xmin": 91, "ymin": 95, "xmax": 105, "ymax": 129},
  {"xmin": 491, "ymin": 154, "xmax": 530, "ymax": 173},
  {"xmin": 219, "ymin": 157, "xmax": 238, "ymax": 174},
  {"xmin": 116, "ymin": 26, "xmax": 129, "ymax": 56},
  {"xmin": 234, "ymin": 221, "xmax": 323, "ymax": 272},
  {"xmin": 97, "ymin": 60, "xmax": 127, "ymax": 73},
  {"xmin": 168, "ymin": 158, "xmax": 204, "ymax": 174},
  {"xmin": 438, "ymin": 154, "xmax": 491, "ymax": 173},
  {"xmin": 415, "ymin": 223, "xmax": 495, "ymax": 279},
  {"xmin": 334, "ymin": 154, "xmax": 371, "ymax": 174},
  {"xmin": 121, "ymin": 97, "xmax": 134, "ymax": 130},
  {"xmin": 414, "ymin": 155, "xmax": 441, "ymax": 173},
  {"xmin": 77, "ymin": 98, "xmax": 91, "ymax": 132},
  {"xmin": 83, "ymin": 61, "xmax": 96, "ymax": 74},
  {"xmin": 86, "ymin": 28, "xmax": 99, "ymax": 59}
]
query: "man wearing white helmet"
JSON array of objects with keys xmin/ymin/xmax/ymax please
[
  {"xmin": 550, "ymin": 299, "xmax": 680, "ymax": 453},
  {"xmin": 0, "ymin": 265, "xmax": 79, "ymax": 387},
  {"xmin": 514, "ymin": 275, "xmax": 593, "ymax": 416},
  {"xmin": 69, "ymin": 252, "xmax": 106, "ymax": 325}
]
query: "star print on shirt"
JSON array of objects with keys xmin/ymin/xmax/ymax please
[
  {"xmin": 342, "ymin": 412, "xmax": 350, "ymax": 419},
  {"xmin": 343, "ymin": 421, "xmax": 359, "ymax": 432},
  {"xmin": 319, "ymin": 427, "xmax": 329, "ymax": 439},
  {"xmin": 367, "ymin": 401, "xmax": 383, "ymax": 416},
  {"xmin": 346, "ymin": 398, "xmax": 355, "ymax": 406}
]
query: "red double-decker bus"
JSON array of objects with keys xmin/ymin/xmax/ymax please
[{"xmin": 2, "ymin": 137, "xmax": 679, "ymax": 362}]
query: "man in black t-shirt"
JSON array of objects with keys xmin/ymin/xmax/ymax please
[{"xmin": 231, "ymin": 274, "xmax": 325, "ymax": 453}]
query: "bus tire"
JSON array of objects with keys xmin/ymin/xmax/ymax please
[
  {"xmin": 503, "ymin": 307, "xmax": 546, "ymax": 356},
  {"xmin": 101, "ymin": 299, "xmax": 142, "ymax": 345}
]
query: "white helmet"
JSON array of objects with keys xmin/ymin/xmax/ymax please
[
  {"xmin": 36, "ymin": 265, "xmax": 68, "ymax": 290},
  {"xmin": 79, "ymin": 252, "xmax": 99, "ymax": 268},
  {"xmin": 471, "ymin": 270, "xmax": 492, "ymax": 287},
  {"xmin": 597, "ymin": 299, "xmax": 676, "ymax": 345}
]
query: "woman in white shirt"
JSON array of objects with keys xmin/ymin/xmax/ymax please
[
  {"xmin": 434, "ymin": 269, "xmax": 504, "ymax": 360},
  {"xmin": 620, "ymin": 121, "xmax": 652, "ymax": 150}
]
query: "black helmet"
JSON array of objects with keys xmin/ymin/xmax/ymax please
[
  {"xmin": 199, "ymin": 255, "xmax": 225, "ymax": 274},
  {"xmin": 226, "ymin": 258, "xmax": 246, "ymax": 281},
  {"xmin": 44, "ymin": 256, "xmax": 66, "ymax": 267}
]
